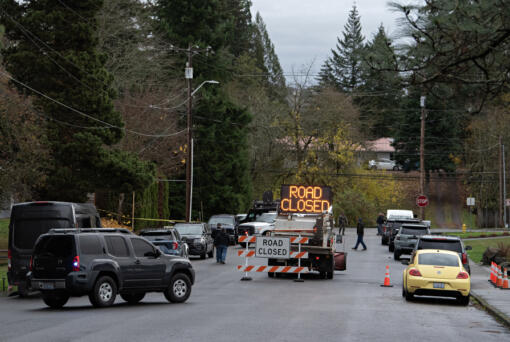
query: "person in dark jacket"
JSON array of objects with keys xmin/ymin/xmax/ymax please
[
  {"xmin": 214, "ymin": 224, "xmax": 229, "ymax": 263},
  {"xmin": 338, "ymin": 212, "xmax": 348, "ymax": 235},
  {"xmin": 376, "ymin": 213, "xmax": 385, "ymax": 236},
  {"xmin": 352, "ymin": 218, "xmax": 367, "ymax": 250}
]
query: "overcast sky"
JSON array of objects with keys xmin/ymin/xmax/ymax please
[{"xmin": 250, "ymin": 0, "xmax": 415, "ymax": 79}]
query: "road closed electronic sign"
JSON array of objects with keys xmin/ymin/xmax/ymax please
[{"xmin": 279, "ymin": 185, "xmax": 332, "ymax": 214}]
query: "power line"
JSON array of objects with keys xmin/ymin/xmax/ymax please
[{"xmin": 0, "ymin": 71, "xmax": 186, "ymax": 138}]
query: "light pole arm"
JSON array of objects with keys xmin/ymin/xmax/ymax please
[{"xmin": 191, "ymin": 80, "xmax": 219, "ymax": 96}]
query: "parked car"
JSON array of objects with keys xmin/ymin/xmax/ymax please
[
  {"xmin": 393, "ymin": 223, "xmax": 430, "ymax": 260},
  {"xmin": 173, "ymin": 223, "xmax": 214, "ymax": 259},
  {"xmin": 368, "ymin": 158, "xmax": 400, "ymax": 171},
  {"xmin": 28, "ymin": 228, "xmax": 195, "ymax": 308},
  {"xmin": 207, "ymin": 214, "xmax": 238, "ymax": 244},
  {"xmin": 383, "ymin": 217, "xmax": 422, "ymax": 249},
  {"xmin": 414, "ymin": 235, "xmax": 472, "ymax": 274},
  {"xmin": 402, "ymin": 249, "xmax": 470, "ymax": 305},
  {"xmin": 237, "ymin": 212, "xmax": 277, "ymax": 246},
  {"xmin": 8, "ymin": 201, "xmax": 101, "ymax": 296},
  {"xmin": 236, "ymin": 213, "xmax": 247, "ymax": 222},
  {"xmin": 139, "ymin": 228, "xmax": 189, "ymax": 258}
]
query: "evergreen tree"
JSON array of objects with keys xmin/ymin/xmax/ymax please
[
  {"xmin": 393, "ymin": 87, "xmax": 466, "ymax": 174},
  {"xmin": 0, "ymin": 0, "xmax": 154, "ymax": 201},
  {"xmin": 253, "ymin": 12, "xmax": 286, "ymax": 96},
  {"xmin": 155, "ymin": 0, "xmax": 253, "ymax": 217},
  {"xmin": 318, "ymin": 5, "xmax": 365, "ymax": 92},
  {"xmin": 356, "ymin": 24, "xmax": 403, "ymax": 138}
]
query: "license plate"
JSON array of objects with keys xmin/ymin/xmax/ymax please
[
  {"xmin": 39, "ymin": 282, "xmax": 54, "ymax": 290},
  {"xmin": 433, "ymin": 282, "xmax": 444, "ymax": 289}
]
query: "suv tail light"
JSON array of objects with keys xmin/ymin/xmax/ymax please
[
  {"xmin": 172, "ymin": 242, "xmax": 178, "ymax": 250},
  {"xmin": 395, "ymin": 236, "xmax": 400, "ymax": 240},
  {"xmin": 383, "ymin": 226, "xmax": 387, "ymax": 233},
  {"xmin": 7, "ymin": 249, "xmax": 12, "ymax": 271},
  {"xmin": 409, "ymin": 268, "xmax": 422, "ymax": 277},
  {"xmin": 461, "ymin": 253, "xmax": 467, "ymax": 264},
  {"xmin": 457, "ymin": 271, "xmax": 469, "ymax": 279},
  {"xmin": 72, "ymin": 256, "xmax": 80, "ymax": 272},
  {"xmin": 29, "ymin": 256, "xmax": 33, "ymax": 271}
]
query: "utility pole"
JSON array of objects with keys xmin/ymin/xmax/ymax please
[
  {"xmin": 503, "ymin": 143, "xmax": 507, "ymax": 228},
  {"xmin": 420, "ymin": 95, "xmax": 426, "ymax": 220},
  {"xmin": 499, "ymin": 136, "xmax": 504, "ymax": 228},
  {"xmin": 177, "ymin": 44, "xmax": 216, "ymax": 222},
  {"xmin": 185, "ymin": 44, "xmax": 193, "ymax": 222}
]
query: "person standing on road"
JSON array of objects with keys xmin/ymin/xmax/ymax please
[
  {"xmin": 376, "ymin": 212, "xmax": 385, "ymax": 236},
  {"xmin": 338, "ymin": 212, "xmax": 348, "ymax": 235},
  {"xmin": 214, "ymin": 224, "xmax": 229, "ymax": 264},
  {"xmin": 352, "ymin": 218, "xmax": 367, "ymax": 250}
]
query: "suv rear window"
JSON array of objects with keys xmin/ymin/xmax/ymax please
[
  {"xmin": 34, "ymin": 235, "xmax": 74, "ymax": 258},
  {"xmin": 105, "ymin": 236, "xmax": 130, "ymax": 257},
  {"xmin": 417, "ymin": 239, "xmax": 462, "ymax": 253},
  {"xmin": 14, "ymin": 218, "xmax": 71, "ymax": 249},
  {"xmin": 418, "ymin": 253, "xmax": 459, "ymax": 266},
  {"xmin": 400, "ymin": 227, "xmax": 427, "ymax": 235},
  {"xmin": 79, "ymin": 235, "xmax": 103, "ymax": 255}
]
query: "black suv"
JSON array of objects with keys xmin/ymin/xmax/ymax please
[
  {"xmin": 28, "ymin": 228, "xmax": 195, "ymax": 308},
  {"xmin": 414, "ymin": 235, "xmax": 472, "ymax": 274},
  {"xmin": 174, "ymin": 223, "xmax": 214, "ymax": 259},
  {"xmin": 207, "ymin": 214, "xmax": 238, "ymax": 244}
]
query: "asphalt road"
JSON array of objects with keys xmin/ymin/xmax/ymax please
[{"xmin": 0, "ymin": 230, "xmax": 508, "ymax": 342}]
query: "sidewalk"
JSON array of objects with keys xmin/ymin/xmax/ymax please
[{"xmin": 469, "ymin": 258, "xmax": 510, "ymax": 327}]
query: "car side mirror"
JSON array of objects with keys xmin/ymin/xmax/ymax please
[
  {"xmin": 401, "ymin": 260, "xmax": 409, "ymax": 265},
  {"xmin": 465, "ymin": 245, "xmax": 472, "ymax": 251}
]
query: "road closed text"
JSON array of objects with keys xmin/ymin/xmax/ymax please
[
  {"xmin": 255, "ymin": 237, "xmax": 290, "ymax": 259},
  {"xmin": 280, "ymin": 185, "xmax": 332, "ymax": 214}
]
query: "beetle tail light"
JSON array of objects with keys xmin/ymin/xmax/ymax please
[
  {"xmin": 457, "ymin": 271, "xmax": 469, "ymax": 279},
  {"xmin": 409, "ymin": 268, "xmax": 422, "ymax": 276}
]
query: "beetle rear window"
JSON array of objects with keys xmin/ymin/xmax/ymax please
[{"xmin": 418, "ymin": 253, "xmax": 459, "ymax": 266}]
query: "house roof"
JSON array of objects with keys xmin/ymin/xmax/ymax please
[{"xmin": 364, "ymin": 137, "xmax": 395, "ymax": 153}]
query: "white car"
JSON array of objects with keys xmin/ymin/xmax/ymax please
[
  {"xmin": 237, "ymin": 212, "xmax": 277, "ymax": 245},
  {"xmin": 368, "ymin": 158, "xmax": 399, "ymax": 171}
]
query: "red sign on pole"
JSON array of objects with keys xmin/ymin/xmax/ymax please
[{"xmin": 416, "ymin": 195, "xmax": 429, "ymax": 207}]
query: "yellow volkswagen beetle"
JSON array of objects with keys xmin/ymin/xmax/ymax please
[{"xmin": 402, "ymin": 249, "xmax": 470, "ymax": 305}]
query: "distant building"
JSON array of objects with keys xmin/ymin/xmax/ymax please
[{"xmin": 355, "ymin": 137, "xmax": 395, "ymax": 165}]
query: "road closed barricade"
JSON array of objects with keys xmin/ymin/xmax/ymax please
[{"xmin": 237, "ymin": 235, "xmax": 310, "ymax": 281}]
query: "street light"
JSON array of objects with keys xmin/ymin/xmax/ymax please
[{"xmin": 186, "ymin": 78, "xmax": 219, "ymax": 222}]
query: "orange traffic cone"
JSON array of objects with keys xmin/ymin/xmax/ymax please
[
  {"xmin": 502, "ymin": 268, "xmax": 510, "ymax": 290},
  {"xmin": 490, "ymin": 262, "xmax": 496, "ymax": 284},
  {"xmin": 496, "ymin": 265, "xmax": 503, "ymax": 288},
  {"xmin": 380, "ymin": 265, "xmax": 393, "ymax": 287}
]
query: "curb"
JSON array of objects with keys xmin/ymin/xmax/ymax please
[{"xmin": 471, "ymin": 290, "xmax": 510, "ymax": 329}]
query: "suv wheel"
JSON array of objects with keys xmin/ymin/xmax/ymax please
[
  {"xmin": 393, "ymin": 250, "xmax": 400, "ymax": 260},
  {"xmin": 120, "ymin": 292, "xmax": 145, "ymax": 304},
  {"xmin": 164, "ymin": 273, "xmax": 192, "ymax": 303},
  {"xmin": 42, "ymin": 291, "xmax": 69, "ymax": 309},
  {"xmin": 89, "ymin": 276, "xmax": 117, "ymax": 307}
]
